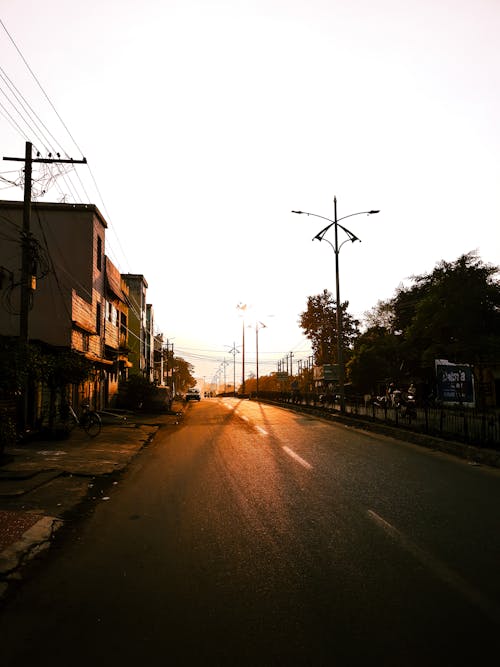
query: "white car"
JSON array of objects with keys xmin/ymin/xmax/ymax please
[{"xmin": 185, "ymin": 388, "xmax": 201, "ymax": 402}]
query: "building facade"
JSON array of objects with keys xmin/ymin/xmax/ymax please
[
  {"xmin": 0, "ymin": 200, "xmax": 130, "ymax": 423},
  {"xmin": 121, "ymin": 274, "xmax": 152, "ymax": 381}
]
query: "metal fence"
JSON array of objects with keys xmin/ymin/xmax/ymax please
[{"xmin": 257, "ymin": 391, "xmax": 500, "ymax": 449}]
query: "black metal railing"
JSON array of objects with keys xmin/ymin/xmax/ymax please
[{"xmin": 256, "ymin": 391, "xmax": 500, "ymax": 448}]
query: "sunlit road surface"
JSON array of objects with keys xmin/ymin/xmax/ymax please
[{"xmin": 2, "ymin": 398, "xmax": 500, "ymax": 666}]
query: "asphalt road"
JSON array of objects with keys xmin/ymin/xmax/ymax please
[{"xmin": 1, "ymin": 398, "xmax": 500, "ymax": 666}]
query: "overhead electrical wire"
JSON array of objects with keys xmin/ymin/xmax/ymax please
[
  {"xmin": 0, "ymin": 65, "xmax": 69, "ymax": 156},
  {"xmin": 0, "ymin": 20, "xmax": 94, "ymax": 207},
  {"xmin": 0, "ymin": 21, "xmax": 153, "ymax": 355},
  {"xmin": 0, "ymin": 19, "xmax": 131, "ymax": 277},
  {"xmin": 1, "ymin": 20, "xmax": 309, "ymax": 365},
  {"xmin": 0, "ymin": 98, "xmax": 31, "ymax": 143},
  {"xmin": 0, "ymin": 19, "xmax": 84, "ymax": 159}
]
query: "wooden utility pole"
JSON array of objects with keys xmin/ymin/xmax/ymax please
[{"xmin": 2, "ymin": 141, "xmax": 87, "ymax": 428}]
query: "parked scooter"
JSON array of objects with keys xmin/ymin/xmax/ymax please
[
  {"xmin": 371, "ymin": 394, "xmax": 390, "ymax": 408},
  {"xmin": 398, "ymin": 387, "xmax": 417, "ymax": 419}
]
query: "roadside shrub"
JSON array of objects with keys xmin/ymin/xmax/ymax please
[
  {"xmin": 120, "ymin": 375, "xmax": 156, "ymax": 410},
  {"xmin": 0, "ymin": 408, "xmax": 17, "ymax": 455}
]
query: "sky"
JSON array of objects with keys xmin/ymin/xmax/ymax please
[{"xmin": 1, "ymin": 0, "xmax": 499, "ymax": 384}]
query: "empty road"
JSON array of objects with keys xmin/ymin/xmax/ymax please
[{"xmin": 1, "ymin": 398, "xmax": 500, "ymax": 665}]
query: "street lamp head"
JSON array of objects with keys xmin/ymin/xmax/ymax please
[
  {"xmin": 368, "ymin": 210, "xmax": 380, "ymax": 215},
  {"xmin": 291, "ymin": 210, "xmax": 303, "ymax": 214}
]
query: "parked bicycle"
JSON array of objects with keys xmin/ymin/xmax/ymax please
[{"xmin": 63, "ymin": 400, "xmax": 102, "ymax": 438}]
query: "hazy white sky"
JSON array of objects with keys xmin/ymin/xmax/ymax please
[{"xmin": 2, "ymin": 0, "xmax": 499, "ymax": 382}]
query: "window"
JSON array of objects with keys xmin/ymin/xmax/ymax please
[
  {"xmin": 96, "ymin": 303, "xmax": 101, "ymax": 335},
  {"xmin": 96, "ymin": 236, "xmax": 102, "ymax": 271}
]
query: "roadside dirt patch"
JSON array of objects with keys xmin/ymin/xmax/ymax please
[{"xmin": 0, "ymin": 510, "xmax": 43, "ymax": 551}]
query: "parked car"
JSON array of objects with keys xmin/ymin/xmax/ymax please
[{"xmin": 185, "ymin": 388, "xmax": 201, "ymax": 402}]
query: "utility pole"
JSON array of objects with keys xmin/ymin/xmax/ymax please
[
  {"xmin": 242, "ymin": 323, "xmax": 245, "ymax": 395},
  {"xmin": 236, "ymin": 303, "xmax": 247, "ymax": 396},
  {"xmin": 227, "ymin": 343, "xmax": 240, "ymax": 397},
  {"xmin": 220, "ymin": 358, "xmax": 229, "ymax": 393},
  {"xmin": 164, "ymin": 340, "xmax": 174, "ymax": 387},
  {"xmin": 3, "ymin": 141, "xmax": 87, "ymax": 428}
]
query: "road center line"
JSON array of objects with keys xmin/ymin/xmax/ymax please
[
  {"xmin": 282, "ymin": 446, "xmax": 313, "ymax": 470},
  {"xmin": 367, "ymin": 509, "xmax": 500, "ymax": 624},
  {"xmin": 255, "ymin": 426, "xmax": 268, "ymax": 436}
]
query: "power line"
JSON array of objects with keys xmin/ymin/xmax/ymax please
[{"xmin": 0, "ymin": 19, "xmax": 84, "ymax": 159}]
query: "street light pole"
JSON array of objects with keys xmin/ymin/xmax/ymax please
[
  {"xmin": 237, "ymin": 303, "xmax": 247, "ymax": 395},
  {"xmin": 292, "ymin": 199, "xmax": 379, "ymax": 414},
  {"xmin": 255, "ymin": 321, "xmax": 267, "ymax": 398},
  {"xmin": 333, "ymin": 196, "xmax": 344, "ymax": 412}
]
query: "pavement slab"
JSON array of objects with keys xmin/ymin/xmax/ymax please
[
  {"xmin": 0, "ymin": 407, "xmax": 186, "ymax": 599},
  {"xmin": 0, "ymin": 470, "xmax": 61, "ymax": 498}
]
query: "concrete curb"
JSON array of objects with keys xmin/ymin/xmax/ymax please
[{"xmin": 0, "ymin": 515, "xmax": 64, "ymax": 597}]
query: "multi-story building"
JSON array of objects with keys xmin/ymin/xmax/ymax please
[
  {"xmin": 146, "ymin": 303, "xmax": 154, "ymax": 383},
  {"xmin": 0, "ymin": 200, "xmax": 129, "ymax": 422},
  {"xmin": 104, "ymin": 257, "xmax": 131, "ymax": 404},
  {"xmin": 153, "ymin": 331, "xmax": 164, "ymax": 386},
  {"xmin": 121, "ymin": 274, "xmax": 152, "ymax": 381}
]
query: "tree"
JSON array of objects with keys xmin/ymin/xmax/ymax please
[
  {"xmin": 348, "ymin": 252, "xmax": 500, "ymax": 394},
  {"xmin": 347, "ymin": 327, "xmax": 404, "ymax": 394},
  {"xmin": 0, "ymin": 337, "xmax": 94, "ymax": 431},
  {"xmin": 402, "ymin": 252, "xmax": 500, "ymax": 366},
  {"xmin": 363, "ymin": 299, "xmax": 396, "ymax": 332},
  {"xmin": 0, "ymin": 336, "xmax": 44, "ymax": 397},
  {"xmin": 299, "ymin": 289, "xmax": 360, "ymax": 366},
  {"xmin": 171, "ymin": 356, "xmax": 196, "ymax": 393},
  {"xmin": 39, "ymin": 346, "xmax": 94, "ymax": 429}
]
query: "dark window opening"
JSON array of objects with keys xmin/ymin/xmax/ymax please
[{"xmin": 97, "ymin": 236, "xmax": 102, "ymax": 271}]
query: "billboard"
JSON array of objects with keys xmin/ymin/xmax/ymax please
[
  {"xmin": 435, "ymin": 359, "xmax": 475, "ymax": 407},
  {"xmin": 313, "ymin": 364, "xmax": 339, "ymax": 382}
]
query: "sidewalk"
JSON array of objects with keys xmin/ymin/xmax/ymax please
[{"xmin": 0, "ymin": 405, "xmax": 184, "ymax": 599}]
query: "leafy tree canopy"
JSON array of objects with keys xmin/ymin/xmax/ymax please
[
  {"xmin": 299, "ymin": 289, "xmax": 360, "ymax": 366},
  {"xmin": 347, "ymin": 327, "xmax": 404, "ymax": 394},
  {"xmin": 171, "ymin": 356, "xmax": 196, "ymax": 392},
  {"xmin": 0, "ymin": 337, "xmax": 93, "ymax": 396},
  {"xmin": 348, "ymin": 252, "xmax": 500, "ymax": 393},
  {"xmin": 395, "ymin": 252, "xmax": 500, "ymax": 366}
]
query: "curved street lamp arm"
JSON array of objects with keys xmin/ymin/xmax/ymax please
[
  {"xmin": 315, "ymin": 233, "xmax": 361, "ymax": 254},
  {"xmin": 313, "ymin": 222, "xmax": 361, "ymax": 244},
  {"xmin": 292, "ymin": 209, "xmax": 378, "ymax": 227},
  {"xmin": 292, "ymin": 209, "xmax": 378, "ymax": 243}
]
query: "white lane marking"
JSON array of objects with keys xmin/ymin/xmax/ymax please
[
  {"xmin": 367, "ymin": 509, "xmax": 500, "ymax": 624},
  {"xmin": 282, "ymin": 446, "xmax": 313, "ymax": 470},
  {"xmin": 256, "ymin": 426, "xmax": 268, "ymax": 436},
  {"xmin": 241, "ymin": 415, "xmax": 249, "ymax": 422}
]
